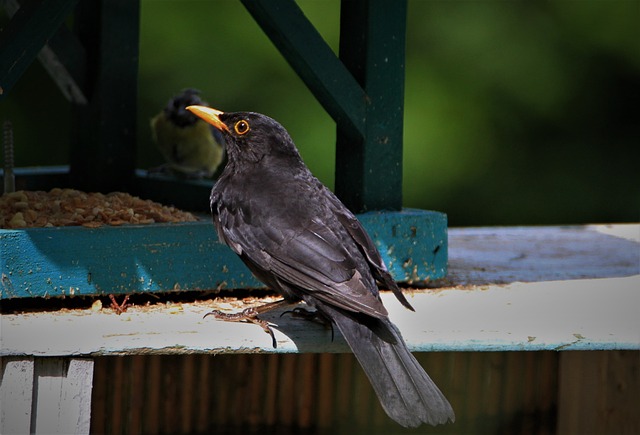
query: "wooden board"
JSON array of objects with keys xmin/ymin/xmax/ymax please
[
  {"xmin": 0, "ymin": 209, "xmax": 448, "ymax": 299},
  {"xmin": 558, "ymin": 350, "xmax": 640, "ymax": 434},
  {"xmin": 0, "ymin": 357, "xmax": 93, "ymax": 434},
  {"xmin": 1, "ymin": 275, "xmax": 638, "ymax": 357}
]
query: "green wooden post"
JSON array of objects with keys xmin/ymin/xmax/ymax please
[
  {"xmin": 336, "ymin": 0, "xmax": 406, "ymax": 212},
  {"xmin": 69, "ymin": 0, "xmax": 140, "ymax": 193}
]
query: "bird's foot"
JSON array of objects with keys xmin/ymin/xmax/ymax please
[
  {"xmin": 109, "ymin": 294, "xmax": 130, "ymax": 315},
  {"xmin": 281, "ymin": 307, "xmax": 335, "ymax": 341},
  {"xmin": 204, "ymin": 306, "xmax": 278, "ymax": 348}
]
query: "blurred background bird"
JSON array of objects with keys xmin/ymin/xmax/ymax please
[{"xmin": 150, "ymin": 89, "xmax": 225, "ymax": 178}]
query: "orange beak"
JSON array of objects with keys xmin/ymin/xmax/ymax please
[{"xmin": 186, "ymin": 105, "xmax": 230, "ymax": 133}]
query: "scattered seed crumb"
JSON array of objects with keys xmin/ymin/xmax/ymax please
[{"xmin": 91, "ymin": 299, "xmax": 103, "ymax": 312}]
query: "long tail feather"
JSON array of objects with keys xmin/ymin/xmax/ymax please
[{"xmin": 320, "ymin": 304, "xmax": 455, "ymax": 427}]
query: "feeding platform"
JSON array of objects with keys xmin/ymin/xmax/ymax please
[{"xmin": 0, "ymin": 208, "xmax": 447, "ymax": 300}]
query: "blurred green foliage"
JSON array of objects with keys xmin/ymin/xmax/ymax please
[{"xmin": 1, "ymin": 0, "xmax": 638, "ymax": 225}]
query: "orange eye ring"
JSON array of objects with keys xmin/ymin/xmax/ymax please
[{"xmin": 234, "ymin": 120, "xmax": 250, "ymax": 135}]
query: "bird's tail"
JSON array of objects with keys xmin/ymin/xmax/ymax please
[{"xmin": 320, "ymin": 304, "xmax": 455, "ymax": 428}]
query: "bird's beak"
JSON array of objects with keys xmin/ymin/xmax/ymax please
[{"xmin": 186, "ymin": 105, "xmax": 230, "ymax": 133}]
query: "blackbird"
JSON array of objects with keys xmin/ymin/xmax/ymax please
[
  {"xmin": 150, "ymin": 89, "xmax": 225, "ymax": 178},
  {"xmin": 186, "ymin": 105, "xmax": 455, "ymax": 427}
]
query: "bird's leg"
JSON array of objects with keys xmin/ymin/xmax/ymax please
[
  {"xmin": 204, "ymin": 299, "xmax": 291, "ymax": 348},
  {"xmin": 109, "ymin": 294, "xmax": 130, "ymax": 315},
  {"xmin": 205, "ymin": 306, "xmax": 276, "ymax": 347}
]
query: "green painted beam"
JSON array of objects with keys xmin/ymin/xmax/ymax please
[
  {"xmin": 240, "ymin": 0, "xmax": 366, "ymax": 142},
  {"xmin": 0, "ymin": 0, "xmax": 79, "ymax": 99},
  {"xmin": 1, "ymin": 0, "xmax": 88, "ymax": 104},
  {"xmin": 335, "ymin": 0, "xmax": 406, "ymax": 212},
  {"xmin": 0, "ymin": 209, "xmax": 447, "ymax": 299},
  {"xmin": 37, "ymin": 8, "xmax": 88, "ymax": 104}
]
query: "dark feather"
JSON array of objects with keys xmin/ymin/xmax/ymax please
[{"xmin": 320, "ymin": 302, "xmax": 455, "ymax": 427}]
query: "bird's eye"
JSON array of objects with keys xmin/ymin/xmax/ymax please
[{"xmin": 234, "ymin": 120, "xmax": 250, "ymax": 135}]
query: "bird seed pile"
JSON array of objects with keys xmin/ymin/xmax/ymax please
[{"xmin": 0, "ymin": 188, "xmax": 198, "ymax": 229}]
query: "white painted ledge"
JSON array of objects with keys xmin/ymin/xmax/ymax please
[{"xmin": 1, "ymin": 224, "xmax": 638, "ymax": 356}]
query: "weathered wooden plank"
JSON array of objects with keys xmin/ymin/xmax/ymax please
[
  {"xmin": 0, "ymin": 357, "xmax": 93, "ymax": 434},
  {"xmin": 1, "ymin": 275, "xmax": 637, "ymax": 357},
  {"xmin": 0, "ymin": 209, "xmax": 447, "ymax": 299},
  {"xmin": 1, "ymin": 225, "xmax": 637, "ymax": 356},
  {"xmin": 0, "ymin": 221, "xmax": 258, "ymax": 298},
  {"xmin": 558, "ymin": 351, "xmax": 640, "ymax": 434},
  {"xmin": 447, "ymin": 224, "xmax": 639, "ymax": 284},
  {"xmin": 88, "ymin": 352, "xmax": 562, "ymax": 433},
  {"xmin": 0, "ymin": 357, "xmax": 34, "ymax": 434},
  {"xmin": 30, "ymin": 358, "xmax": 93, "ymax": 434}
]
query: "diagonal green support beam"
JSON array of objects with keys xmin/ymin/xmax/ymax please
[
  {"xmin": 0, "ymin": 0, "xmax": 79, "ymax": 99},
  {"xmin": 240, "ymin": 0, "xmax": 406, "ymax": 212},
  {"xmin": 2, "ymin": 0, "xmax": 87, "ymax": 104},
  {"xmin": 240, "ymin": 0, "xmax": 367, "ymax": 143}
]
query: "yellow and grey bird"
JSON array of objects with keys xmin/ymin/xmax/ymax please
[{"xmin": 150, "ymin": 89, "xmax": 225, "ymax": 178}]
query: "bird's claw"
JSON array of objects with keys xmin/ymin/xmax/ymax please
[{"xmin": 204, "ymin": 307, "xmax": 277, "ymax": 348}]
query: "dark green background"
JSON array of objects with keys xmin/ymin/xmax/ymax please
[{"xmin": 2, "ymin": 0, "xmax": 638, "ymax": 225}]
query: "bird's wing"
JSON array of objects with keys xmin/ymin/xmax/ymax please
[
  {"xmin": 215, "ymin": 199, "xmax": 389, "ymax": 319},
  {"xmin": 268, "ymin": 219, "xmax": 390, "ymax": 318},
  {"xmin": 327, "ymin": 193, "xmax": 414, "ymax": 311}
]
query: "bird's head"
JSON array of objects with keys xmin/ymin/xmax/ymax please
[
  {"xmin": 186, "ymin": 105, "xmax": 301, "ymax": 165},
  {"xmin": 164, "ymin": 88, "xmax": 205, "ymax": 127}
]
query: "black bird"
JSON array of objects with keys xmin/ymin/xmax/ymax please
[{"xmin": 186, "ymin": 105, "xmax": 455, "ymax": 427}]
